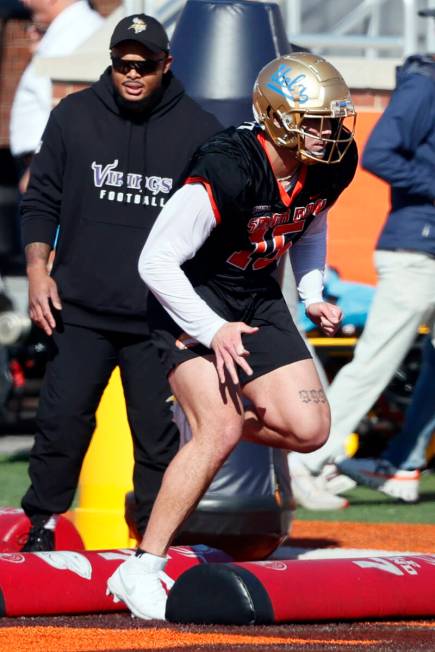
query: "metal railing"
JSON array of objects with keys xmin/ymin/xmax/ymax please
[
  {"xmin": 122, "ymin": 0, "xmax": 435, "ymax": 57},
  {"xmin": 122, "ymin": 0, "xmax": 182, "ymax": 34},
  {"xmin": 284, "ymin": 0, "xmax": 434, "ymax": 58}
]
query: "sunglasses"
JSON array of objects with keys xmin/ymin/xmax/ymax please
[{"xmin": 111, "ymin": 56, "xmax": 165, "ymax": 76}]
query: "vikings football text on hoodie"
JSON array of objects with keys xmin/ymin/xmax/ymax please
[{"xmin": 21, "ymin": 69, "xmax": 222, "ymax": 333}]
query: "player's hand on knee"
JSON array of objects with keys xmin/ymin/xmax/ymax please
[
  {"xmin": 306, "ymin": 302, "xmax": 342, "ymax": 337},
  {"xmin": 211, "ymin": 322, "xmax": 259, "ymax": 384}
]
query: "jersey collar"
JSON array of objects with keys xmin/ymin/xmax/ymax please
[{"xmin": 256, "ymin": 132, "xmax": 307, "ymax": 207}]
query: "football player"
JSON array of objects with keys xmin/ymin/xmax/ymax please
[{"xmin": 107, "ymin": 52, "xmax": 358, "ymax": 619}]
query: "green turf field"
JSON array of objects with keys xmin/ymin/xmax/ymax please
[
  {"xmin": 0, "ymin": 451, "xmax": 29, "ymax": 508},
  {"xmin": 1, "ymin": 451, "xmax": 434, "ymax": 524},
  {"xmin": 295, "ymin": 472, "xmax": 435, "ymax": 524}
]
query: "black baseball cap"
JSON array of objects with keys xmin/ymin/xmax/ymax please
[
  {"xmin": 110, "ymin": 14, "xmax": 170, "ymax": 53},
  {"xmin": 418, "ymin": 7, "xmax": 435, "ymax": 17}
]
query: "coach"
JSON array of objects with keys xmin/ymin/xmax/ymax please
[{"xmin": 20, "ymin": 13, "xmax": 222, "ymax": 551}]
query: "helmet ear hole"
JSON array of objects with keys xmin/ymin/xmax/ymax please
[{"xmin": 269, "ymin": 108, "xmax": 281, "ymax": 130}]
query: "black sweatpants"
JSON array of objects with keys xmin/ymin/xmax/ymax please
[{"xmin": 21, "ymin": 323, "xmax": 179, "ymax": 535}]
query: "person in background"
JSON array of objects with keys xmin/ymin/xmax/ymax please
[
  {"xmin": 19, "ymin": 14, "xmax": 222, "ymax": 551},
  {"xmin": 296, "ymin": 7, "xmax": 435, "ymax": 504},
  {"xmin": 10, "ymin": 0, "xmax": 103, "ymax": 192},
  {"xmin": 279, "ymin": 259, "xmax": 348, "ymax": 511},
  {"xmin": 339, "ymin": 334, "xmax": 434, "ymax": 502}
]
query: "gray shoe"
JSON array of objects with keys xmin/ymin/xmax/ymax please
[{"xmin": 337, "ymin": 458, "xmax": 420, "ymax": 503}]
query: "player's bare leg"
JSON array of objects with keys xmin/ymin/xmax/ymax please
[
  {"xmin": 139, "ymin": 357, "xmax": 329, "ymax": 557},
  {"xmin": 242, "ymin": 359, "xmax": 330, "ymax": 453},
  {"xmin": 107, "ymin": 355, "xmax": 244, "ymax": 619},
  {"xmin": 140, "ymin": 355, "xmax": 245, "ymax": 556},
  {"xmin": 107, "ymin": 357, "xmax": 328, "ymax": 619},
  {"xmin": 136, "ymin": 357, "xmax": 328, "ymax": 557},
  {"xmin": 138, "ymin": 357, "xmax": 328, "ymax": 558}
]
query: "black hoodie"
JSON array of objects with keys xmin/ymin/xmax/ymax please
[{"xmin": 21, "ymin": 69, "xmax": 222, "ymax": 333}]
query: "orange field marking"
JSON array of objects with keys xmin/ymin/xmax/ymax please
[
  {"xmin": 381, "ymin": 621, "xmax": 435, "ymax": 629},
  {"xmin": 291, "ymin": 520, "xmax": 435, "ymax": 553},
  {"xmin": 0, "ymin": 627, "xmax": 379, "ymax": 652}
]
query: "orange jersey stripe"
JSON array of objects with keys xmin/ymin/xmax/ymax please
[
  {"xmin": 184, "ymin": 176, "xmax": 221, "ymax": 224},
  {"xmin": 256, "ymin": 131, "xmax": 307, "ymax": 207}
]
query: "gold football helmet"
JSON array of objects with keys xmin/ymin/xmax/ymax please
[{"xmin": 253, "ymin": 52, "xmax": 356, "ymax": 164}]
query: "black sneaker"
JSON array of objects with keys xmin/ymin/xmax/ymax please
[{"xmin": 21, "ymin": 524, "xmax": 55, "ymax": 552}]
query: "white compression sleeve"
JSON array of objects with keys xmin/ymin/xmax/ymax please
[
  {"xmin": 138, "ymin": 183, "xmax": 227, "ymax": 348},
  {"xmin": 289, "ymin": 210, "xmax": 327, "ymax": 307}
]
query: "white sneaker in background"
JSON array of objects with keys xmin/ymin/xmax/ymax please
[
  {"xmin": 107, "ymin": 552, "xmax": 168, "ymax": 620},
  {"xmin": 316, "ymin": 463, "xmax": 357, "ymax": 495},
  {"xmin": 337, "ymin": 458, "xmax": 420, "ymax": 503},
  {"xmin": 172, "ymin": 401, "xmax": 191, "ymax": 446},
  {"xmin": 288, "ymin": 454, "xmax": 349, "ymax": 511}
]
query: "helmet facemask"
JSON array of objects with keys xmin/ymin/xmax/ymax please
[{"xmin": 281, "ymin": 107, "xmax": 356, "ymax": 165}]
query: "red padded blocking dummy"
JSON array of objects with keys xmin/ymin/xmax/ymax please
[
  {"xmin": 0, "ymin": 545, "xmax": 231, "ymax": 617},
  {"xmin": 0, "ymin": 508, "xmax": 84, "ymax": 552},
  {"xmin": 166, "ymin": 554, "xmax": 435, "ymax": 624}
]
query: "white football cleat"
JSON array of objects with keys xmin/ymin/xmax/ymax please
[
  {"xmin": 337, "ymin": 458, "xmax": 420, "ymax": 503},
  {"xmin": 316, "ymin": 463, "xmax": 357, "ymax": 495},
  {"xmin": 107, "ymin": 552, "xmax": 168, "ymax": 620},
  {"xmin": 288, "ymin": 454, "xmax": 349, "ymax": 511}
]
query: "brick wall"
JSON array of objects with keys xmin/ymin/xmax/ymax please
[
  {"xmin": 0, "ymin": 0, "xmax": 120, "ymax": 148},
  {"xmin": 52, "ymin": 84, "xmax": 393, "ymax": 113},
  {"xmin": 0, "ymin": 20, "xmax": 31, "ymax": 147},
  {"xmin": 53, "ymin": 81, "xmax": 89, "ymax": 105},
  {"xmin": 352, "ymin": 90, "xmax": 391, "ymax": 112},
  {"xmin": 9, "ymin": 72, "xmax": 395, "ymax": 151}
]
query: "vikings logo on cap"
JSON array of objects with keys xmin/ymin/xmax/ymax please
[{"xmin": 129, "ymin": 16, "xmax": 147, "ymax": 34}]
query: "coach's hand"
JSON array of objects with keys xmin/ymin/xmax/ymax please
[
  {"xmin": 28, "ymin": 268, "xmax": 62, "ymax": 336},
  {"xmin": 306, "ymin": 302, "xmax": 342, "ymax": 337},
  {"xmin": 211, "ymin": 322, "xmax": 259, "ymax": 385}
]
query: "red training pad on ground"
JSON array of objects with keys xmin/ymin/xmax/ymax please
[
  {"xmin": 166, "ymin": 554, "xmax": 435, "ymax": 624},
  {"xmin": 0, "ymin": 545, "xmax": 231, "ymax": 617},
  {"xmin": 0, "ymin": 508, "xmax": 84, "ymax": 552}
]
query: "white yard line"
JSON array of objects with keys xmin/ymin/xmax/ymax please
[{"xmin": 271, "ymin": 546, "xmax": 424, "ymax": 560}]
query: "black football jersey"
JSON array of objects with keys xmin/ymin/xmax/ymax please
[{"xmin": 182, "ymin": 122, "xmax": 358, "ymax": 289}]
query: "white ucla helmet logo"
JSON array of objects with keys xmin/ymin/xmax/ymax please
[{"xmin": 129, "ymin": 17, "xmax": 147, "ymax": 34}]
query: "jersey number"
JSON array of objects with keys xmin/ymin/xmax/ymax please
[{"xmin": 227, "ymin": 220, "xmax": 304, "ymax": 271}]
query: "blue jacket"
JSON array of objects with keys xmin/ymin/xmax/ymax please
[{"xmin": 362, "ymin": 55, "xmax": 435, "ymax": 256}]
